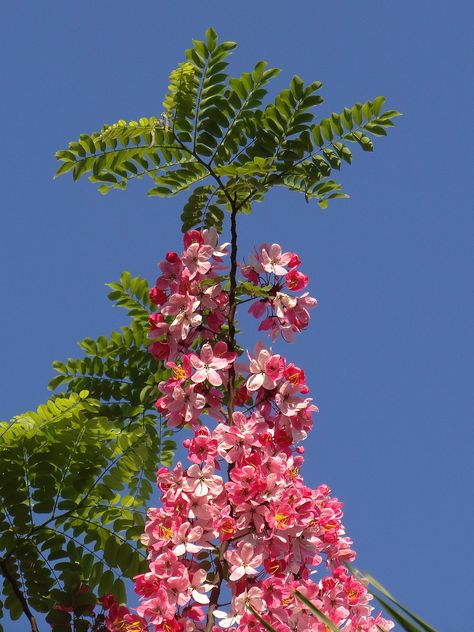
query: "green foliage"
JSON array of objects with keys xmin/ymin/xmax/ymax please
[
  {"xmin": 0, "ymin": 273, "xmax": 176, "ymax": 627},
  {"xmin": 2, "ymin": 27, "xmax": 407, "ymax": 630},
  {"xmin": 0, "ymin": 392, "xmax": 147, "ymax": 623},
  {"xmin": 55, "ymin": 27, "xmax": 401, "ymax": 231},
  {"xmin": 51, "ymin": 273, "xmax": 160, "ymax": 406}
]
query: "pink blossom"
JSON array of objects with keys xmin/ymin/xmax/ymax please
[
  {"xmin": 248, "ymin": 299, "xmax": 267, "ymax": 319},
  {"xmin": 247, "ymin": 346, "xmax": 282, "ymax": 391},
  {"xmin": 133, "ymin": 233, "xmax": 393, "ymax": 632},
  {"xmin": 190, "ymin": 342, "xmax": 230, "ymax": 386},
  {"xmin": 226, "ymin": 541, "xmax": 263, "ymax": 581},
  {"xmin": 275, "ymin": 381, "xmax": 311, "ymax": 416},
  {"xmin": 259, "ymin": 243, "xmax": 292, "ymax": 276},
  {"xmin": 171, "ymin": 522, "xmax": 210, "ymax": 556},
  {"xmin": 286, "ymin": 268, "xmax": 308, "ymax": 290},
  {"xmin": 167, "ymin": 384, "xmax": 206, "ymax": 424},
  {"xmin": 182, "ymin": 428, "xmax": 218, "ymax": 464},
  {"xmin": 162, "ymin": 294, "xmax": 202, "ymax": 340},
  {"xmin": 190, "ymin": 568, "xmax": 213, "ymax": 605},
  {"xmin": 182, "ymin": 463, "xmax": 223, "ymax": 497},
  {"xmin": 182, "ymin": 242, "xmax": 214, "ymax": 279}
]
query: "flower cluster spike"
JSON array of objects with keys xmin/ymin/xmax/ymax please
[{"xmin": 103, "ymin": 230, "xmax": 393, "ymax": 632}]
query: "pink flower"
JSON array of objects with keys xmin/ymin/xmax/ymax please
[
  {"xmin": 149, "ymin": 313, "xmax": 169, "ymax": 336},
  {"xmin": 226, "ymin": 541, "xmax": 263, "ymax": 581},
  {"xmin": 167, "ymin": 384, "xmax": 206, "ymax": 423},
  {"xmin": 167, "ymin": 355, "xmax": 192, "ymax": 383},
  {"xmin": 136, "ymin": 587, "xmax": 175, "ymax": 625},
  {"xmin": 275, "ymin": 381, "xmax": 311, "ymax": 416},
  {"xmin": 183, "ymin": 229, "xmax": 203, "ymax": 248},
  {"xmin": 162, "ymin": 294, "xmax": 202, "ymax": 340},
  {"xmin": 171, "ymin": 522, "xmax": 210, "ymax": 556},
  {"xmin": 183, "ymin": 463, "xmax": 223, "ymax": 497},
  {"xmin": 190, "ymin": 343, "xmax": 230, "ymax": 386},
  {"xmin": 190, "ymin": 569, "xmax": 213, "ymax": 605},
  {"xmin": 202, "ymin": 226, "xmax": 229, "ymax": 258},
  {"xmin": 287, "ymin": 252, "xmax": 301, "ymax": 269},
  {"xmin": 149, "ymin": 286, "xmax": 167, "ymax": 305},
  {"xmin": 246, "ymin": 346, "xmax": 282, "ymax": 391},
  {"xmin": 155, "ymin": 253, "xmax": 183, "ymax": 290},
  {"xmin": 259, "ymin": 243, "xmax": 292, "ymax": 276},
  {"xmin": 283, "ymin": 363, "xmax": 306, "ymax": 387},
  {"xmin": 233, "ymin": 586, "xmax": 265, "ymax": 615},
  {"xmin": 149, "ymin": 340, "xmax": 170, "ymax": 361},
  {"xmin": 182, "ymin": 429, "xmax": 218, "ymax": 464},
  {"xmin": 182, "ymin": 242, "xmax": 214, "ymax": 279},
  {"xmin": 240, "ymin": 262, "xmax": 260, "ymax": 285},
  {"xmin": 286, "ymin": 268, "xmax": 308, "ymax": 290}
]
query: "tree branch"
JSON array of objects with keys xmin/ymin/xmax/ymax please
[
  {"xmin": 0, "ymin": 559, "xmax": 40, "ymax": 632},
  {"xmin": 226, "ymin": 197, "xmax": 238, "ymax": 422},
  {"xmin": 205, "ymin": 540, "xmax": 229, "ymax": 632},
  {"xmin": 206, "ymin": 193, "xmax": 239, "ymax": 632}
]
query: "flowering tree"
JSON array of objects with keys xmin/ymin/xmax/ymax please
[
  {"xmin": 109, "ymin": 230, "xmax": 393, "ymax": 632},
  {"xmin": 1, "ymin": 28, "xmax": 434, "ymax": 632}
]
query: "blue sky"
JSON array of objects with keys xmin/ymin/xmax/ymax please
[{"xmin": 1, "ymin": 1, "xmax": 472, "ymax": 630}]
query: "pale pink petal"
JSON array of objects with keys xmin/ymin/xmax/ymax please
[
  {"xmin": 190, "ymin": 355, "xmax": 204, "ymax": 370},
  {"xmin": 247, "ymin": 373, "xmax": 264, "ymax": 391},
  {"xmin": 229, "ymin": 566, "xmax": 246, "ymax": 581},
  {"xmin": 192, "ymin": 590, "xmax": 210, "ymax": 605},
  {"xmin": 207, "ymin": 369, "xmax": 223, "ymax": 387},
  {"xmin": 210, "ymin": 357, "xmax": 228, "ymax": 370},
  {"xmin": 200, "ymin": 343, "xmax": 213, "ymax": 364},
  {"xmin": 192, "ymin": 369, "xmax": 207, "ymax": 383},
  {"xmin": 240, "ymin": 543, "xmax": 254, "ymax": 564},
  {"xmin": 173, "ymin": 543, "xmax": 186, "ymax": 556}
]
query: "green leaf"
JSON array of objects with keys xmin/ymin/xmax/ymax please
[
  {"xmin": 372, "ymin": 95, "xmax": 386, "ymax": 116},
  {"xmin": 320, "ymin": 118, "xmax": 334, "ymax": 141},
  {"xmin": 112, "ymin": 577, "xmax": 127, "ymax": 604},
  {"xmin": 98, "ymin": 569, "xmax": 114, "ymax": 597}
]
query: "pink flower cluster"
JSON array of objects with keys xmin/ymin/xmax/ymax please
[
  {"xmin": 102, "ymin": 230, "xmax": 393, "ymax": 632},
  {"xmin": 242, "ymin": 243, "xmax": 316, "ymax": 342},
  {"xmin": 101, "ymin": 593, "xmax": 148, "ymax": 632}
]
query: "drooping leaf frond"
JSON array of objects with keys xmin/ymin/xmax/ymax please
[
  {"xmin": 0, "ymin": 272, "xmax": 176, "ymax": 626},
  {"xmin": 0, "ymin": 392, "xmax": 152, "ymax": 624}
]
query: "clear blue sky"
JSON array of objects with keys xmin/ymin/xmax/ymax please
[{"xmin": 1, "ymin": 2, "xmax": 472, "ymax": 630}]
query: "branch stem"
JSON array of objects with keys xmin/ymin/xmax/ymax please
[
  {"xmin": 205, "ymin": 196, "xmax": 239, "ymax": 632},
  {"xmin": 0, "ymin": 559, "xmax": 40, "ymax": 632},
  {"xmin": 226, "ymin": 198, "xmax": 238, "ymax": 421}
]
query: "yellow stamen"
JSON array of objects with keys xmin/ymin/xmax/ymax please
[
  {"xmin": 288, "ymin": 372, "xmax": 300, "ymax": 385},
  {"xmin": 160, "ymin": 526, "xmax": 173, "ymax": 540},
  {"xmin": 323, "ymin": 520, "xmax": 337, "ymax": 531},
  {"xmin": 172, "ymin": 366, "xmax": 186, "ymax": 380},
  {"xmin": 275, "ymin": 513, "xmax": 289, "ymax": 528}
]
